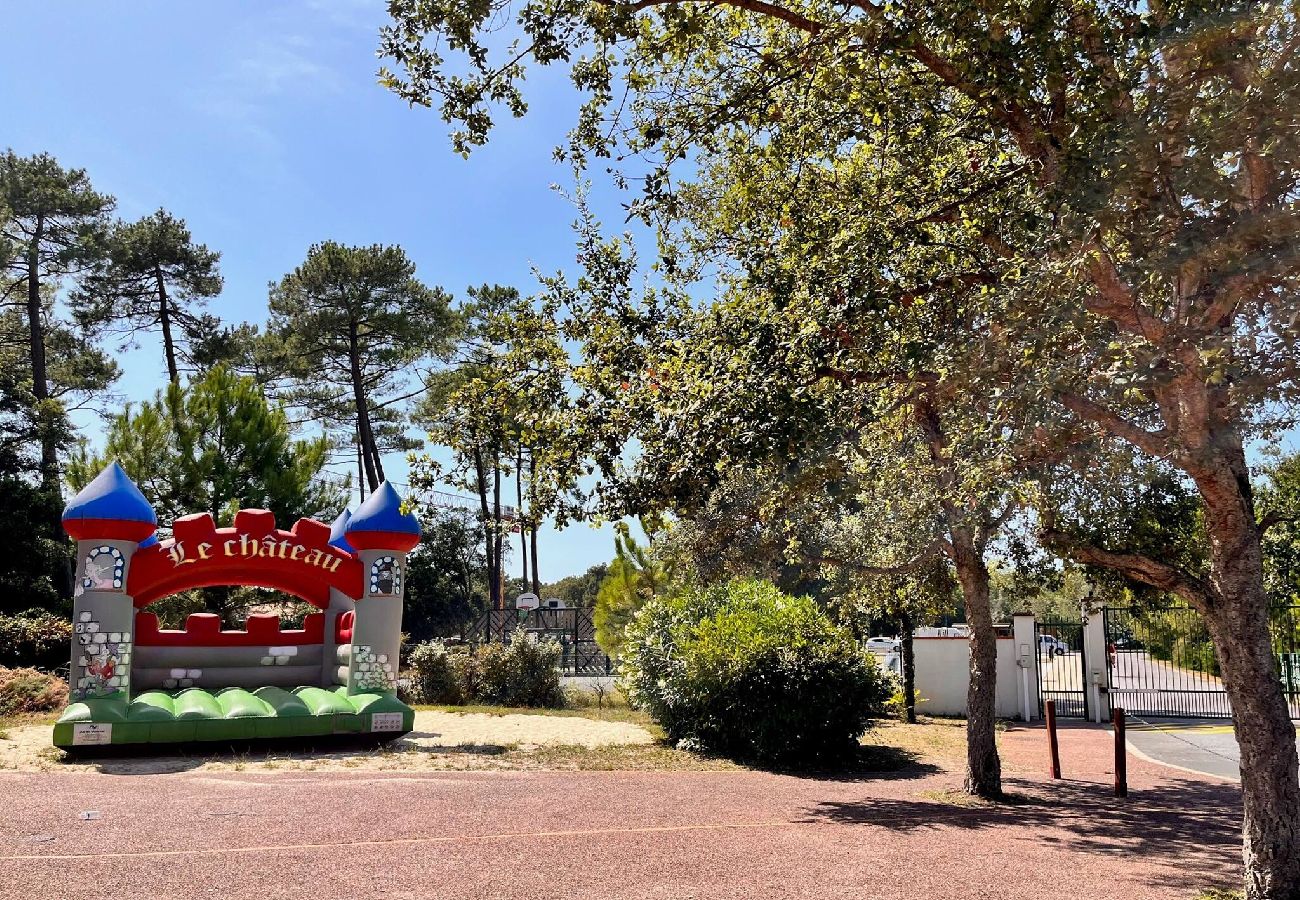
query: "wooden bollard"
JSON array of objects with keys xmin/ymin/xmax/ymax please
[
  {"xmin": 1045, "ymin": 699, "xmax": 1061, "ymax": 779},
  {"xmin": 1113, "ymin": 706, "xmax": 1128, "ymax": 798}
]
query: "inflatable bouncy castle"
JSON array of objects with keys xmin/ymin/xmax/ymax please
[{"xmin": 53, "ymin": 462, "xmax": 419, "ymax": 749}]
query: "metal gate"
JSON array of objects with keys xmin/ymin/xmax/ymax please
[
  {"xmin": 466, "ymin": 608, "xmax": 613, "ymax": 676},
  {"xmin": 1103, "ymin": 605, "xmax": 1300, "ymax": 719},
  {"xmin": 1036, "ymin": 619, "xmax": 1087, "ymax": 718}
]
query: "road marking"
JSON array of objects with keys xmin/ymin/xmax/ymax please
[
  {"xmin": 1127, "ymin": 724, "xmax": 1235, "ymax": 735},
  {"xmin": 0, "ymin": 821, "xmax": 834, "ymax": 861},
  {"xmin": 1122, "ymin": 737, "xmax": 1240, "ymax": 784}
]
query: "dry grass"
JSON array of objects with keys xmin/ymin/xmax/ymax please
[
  {"xmin": 861, "ymin": 717, "xmax": 969, "ymax": 764},
  {"xmin": 516, "ymin": 743, "xmax": 744, "ymax": 772},
  {"xmin": 0, "ymin": 711, "xmax": 59, "ymax": 735},
  {"xmin": 918, "ymin": 788, "xmax": 997, "ymax": 808},
  {"xmin": 917, "ymin": 787, "xmax": 1038, "ymax": 809}
]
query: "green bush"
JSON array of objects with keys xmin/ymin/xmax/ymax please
[
  {"xmin": 470, "ymin": 636, "xmax": 566, "ymax": 707},
  {"xmin": 0, "ymin": 667, "xmax": 68, "ymax": 716},
  {"xmin": 621, "ymin": 579, "xmax": 895, "ymax": 767},
  {"xmin": 0, "ymin": 609, "xmax": 71, "ymax": 671},
  {"xmin": 405, "ymin": 635, "xmax": 566, "ymax": 708},
  {"xmin": 405, "ymin": 641, "xmax": 464, "ymax": 704}
]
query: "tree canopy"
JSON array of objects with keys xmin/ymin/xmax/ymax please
[
  {"xmin": 73, "ymin": 208, "xmax": 222, "ymax": 385},
  {"xmin": 268, "ymin": 241, "xmax": 456, "ymax": 492},
  {"xmin": 382, "ymin": 2, "xmax": 1300, "ymax": 888},
  {"xmin": 67, "ymin": 365, "xmax": 344, "ymax": 528}
]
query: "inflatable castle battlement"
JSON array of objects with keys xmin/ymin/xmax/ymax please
[{"xmin": 53, "ymin": 462, "xmax": 419, "ymax": 750}]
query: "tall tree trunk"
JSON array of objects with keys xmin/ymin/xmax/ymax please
[
  {"xmin": 368, "ymin": 412, "xmax": 386, "ymax": 484},
  {"xmin": 1196, "ymin": 452, "xmax": 1300, "ymax": 899},
  {"xmin": 357, "ymin": 441, "xmax": 366, "ymax": 501},
  {"xmin": 155, "ymin": 266, "xmax": 179, "ymax": 385},
  {"xmin": 24, "ymin": 217, "xmax": 71, "ymax": 598},
  {"xmin": 530, "ymin": 525, "xmax": 541, "ymax": 596},
  {"xmin": 951, "ymin": 525, "xmax": 1001, "ymax": 798},
  {"xmin": 492, "ymin": 454, "xmax": 504, "ymax": 609},
  {"xmin": 472, "ymin": 446, "xmax": 498, "ymax": 610},
  {"xmin": 347, "ymin": 324, "xmax": 379, "ymax": 491},
  {"xmin": 25, "ymin": 220, "xmax": 52, "ymax": 476},
  {"xmin": 529, "ymin": 451, "xmax": 540, "ymax": 595},
  {"xmin": 900, "ymin": 609, "xmax": 917, "ymax": 725},
  {"xmin": 914, "ymin": 392, "xmax": 1001, "ymax": 797},
  {"xmin": 516, "ymin": 445, "xmax": 528, "ymax": 586}
]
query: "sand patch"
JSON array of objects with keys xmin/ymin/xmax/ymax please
[{"xmin": 0, "ymin": 709, "xmax": 654, "ymax": 775}]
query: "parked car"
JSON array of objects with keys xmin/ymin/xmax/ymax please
[
  {"xmin": 1038, "ymin": 634, "xmax": 1068, "ymax": 656},
  {"xmin": 1113, "ymin": 635, "xmax": 1145, "ymax": 651},
  {"xmin": 865, "ymin": 636, "xmax": 900, "ymax": 654}
]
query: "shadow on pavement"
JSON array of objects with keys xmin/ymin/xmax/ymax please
[
  {"xmin": 802, "ymin": 775, "xmax": 1241, "ymax": 893},
  {"xmin": 744, "ymin": 744, "xmax": 944, "ymax": 782}
]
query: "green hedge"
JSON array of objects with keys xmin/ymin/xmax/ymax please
[
  {"xmin": 621, "ymin": 579, "xmax": 895, "ymax": 767},
  {"xmin": 406, "ymin": 635, "xmax": 566, "ymax": 708},
  {"xmin": 0, "ymin": 609, "xmax": 71, "ymax": 671}
]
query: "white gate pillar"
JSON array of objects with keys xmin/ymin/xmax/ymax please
[
  {"xmin": 1082, "ymin": 603, "xmax": 1111, "ymax": 723},
  {"xmin": 1012, "ymin": 612, "xmax": 1038, "ymax": 722}
]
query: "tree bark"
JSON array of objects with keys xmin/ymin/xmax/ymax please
[
  {"xmin": 472, "ymin": 445, "xmax": 499, "ymax": 610},
  {"xmin": 347, "ymin": 323, "xmax": 379, "ymax": 491},
  {"xmin": 530, "ymin": 526, "xmax": 541, "ymax": 597},
  {"xmin": 952, "ymin": 526, "xmax": 1002, "ymax": 798},
  {"xmin": 900, "ymin": 609, "xmax": 917, "ymax": 724},
  {"xmin": 24, "ymin": 216, "xmax": 72, "ymax": 599},
  {"xmin": 357, "ymin": 441, "xmax": 366, "ymax": 501},
  {"xmin": 1049, "ymin": 430, "xmax": 1300, "ymax": 897},
  {"xmin": 369, "ymin": 416, "xmax": 386, "ymax": 485},
  {"xmin": 1195, "ymin": 453, "xmax": 1300, "ymax": 900},
  {"xmin": 25, "ymin": 218, "xmax": 52, "ymax": 475},
  {"xmin": 155, "ymin": 265, "xmax": 179, "ymax": 385},
  {"xmin": 913, "ymin": 391, "xmax": 1002, "ymax": 798},
  {"xmin": 517, "ymin": 445, "xmax": 528, "ymax": 585},
  {"xmin": 492, "ymin": 454, "xmax": 504, "ymax": 608},
  {"xmin": 529, "ymin": 450, "xmax": 540, "ymax": 595}
]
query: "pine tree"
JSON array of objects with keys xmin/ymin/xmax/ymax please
[
  {"xmin": 74, "ymin": 208, "xmax": 222, "ymax": 385},
  {"xmin": 268, "ymin": 242, "xmax": 456, "ymax": 492},
  {"xmin": 0, "ymin": 151, "xmax": 114, "ymax": 493}
]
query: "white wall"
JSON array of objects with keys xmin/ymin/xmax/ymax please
[{"xmin": 912, "ymin": 635, "xmax": 1033, "ymax": 720}]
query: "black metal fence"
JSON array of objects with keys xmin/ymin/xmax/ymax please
[
  {"xmin": 464, "ymin": 608, "xmax": 613, "ymax": 676},
  {"xmin": 1035, "ymin": 619, "xmax": 1087, "ymax": 718},
  {"xmin": 1103, "ymin": 605, "xmax": 1300, "ymax": 719}
]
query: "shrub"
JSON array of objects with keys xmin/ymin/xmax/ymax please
[
  {"xmin": 471, "ymin": 635, "xmax": 566, "ymax": 707},
  {"xmin": 0, "ymin": 667, "xmax": 68, "ymax": 717},
  {"xmin": 0, "ymin": 609, "xmax": 71, "ymax": 671},
  {"xmin": 405, "ymin": 641, "xmax": 464, "ymax": 704},
  {"xmin": 404, "ymin": 635, "xmax": 566, "ymax": 708},
  {"xmin": 621, "ymin": 579, "xmax": 895, "ymax": 767}
]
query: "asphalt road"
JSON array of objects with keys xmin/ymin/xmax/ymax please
[
  {"xmin": 0, "ymin": 725, "xmax": 1243, "ymax": 900},
  {"xmin": 1123, "ymin": 718, "xmax": 1300, "ymax": 781}
]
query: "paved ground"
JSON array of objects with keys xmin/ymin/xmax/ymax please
[
  {"xmin": 0, "ymin": 723, "xmax": 1243, "ymax": 899},
  {"xmin": 559, "ymin": 674, "xmax": 617, "ymax": 692},
  {"xmin": 1124, "ymin": 717, "xmax": 1300, "ymax": 781}
]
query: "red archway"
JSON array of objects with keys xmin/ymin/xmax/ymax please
[{"xmin": 127, "ymin": 508, "xmax": 363, "ymax": 609}]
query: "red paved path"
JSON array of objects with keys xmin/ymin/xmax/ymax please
[{"xmin": 0, "ymin": 723, "xmax": 1242, "ymax": 899}]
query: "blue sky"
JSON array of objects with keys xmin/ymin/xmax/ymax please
[{"xmin": 2, "ymin": 0, "xmax": 629, "ymax": 582}]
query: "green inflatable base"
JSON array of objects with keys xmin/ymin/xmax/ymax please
[{"xmin": 52, "ymin": 685, "xmax": 414, "ymax": 749}]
